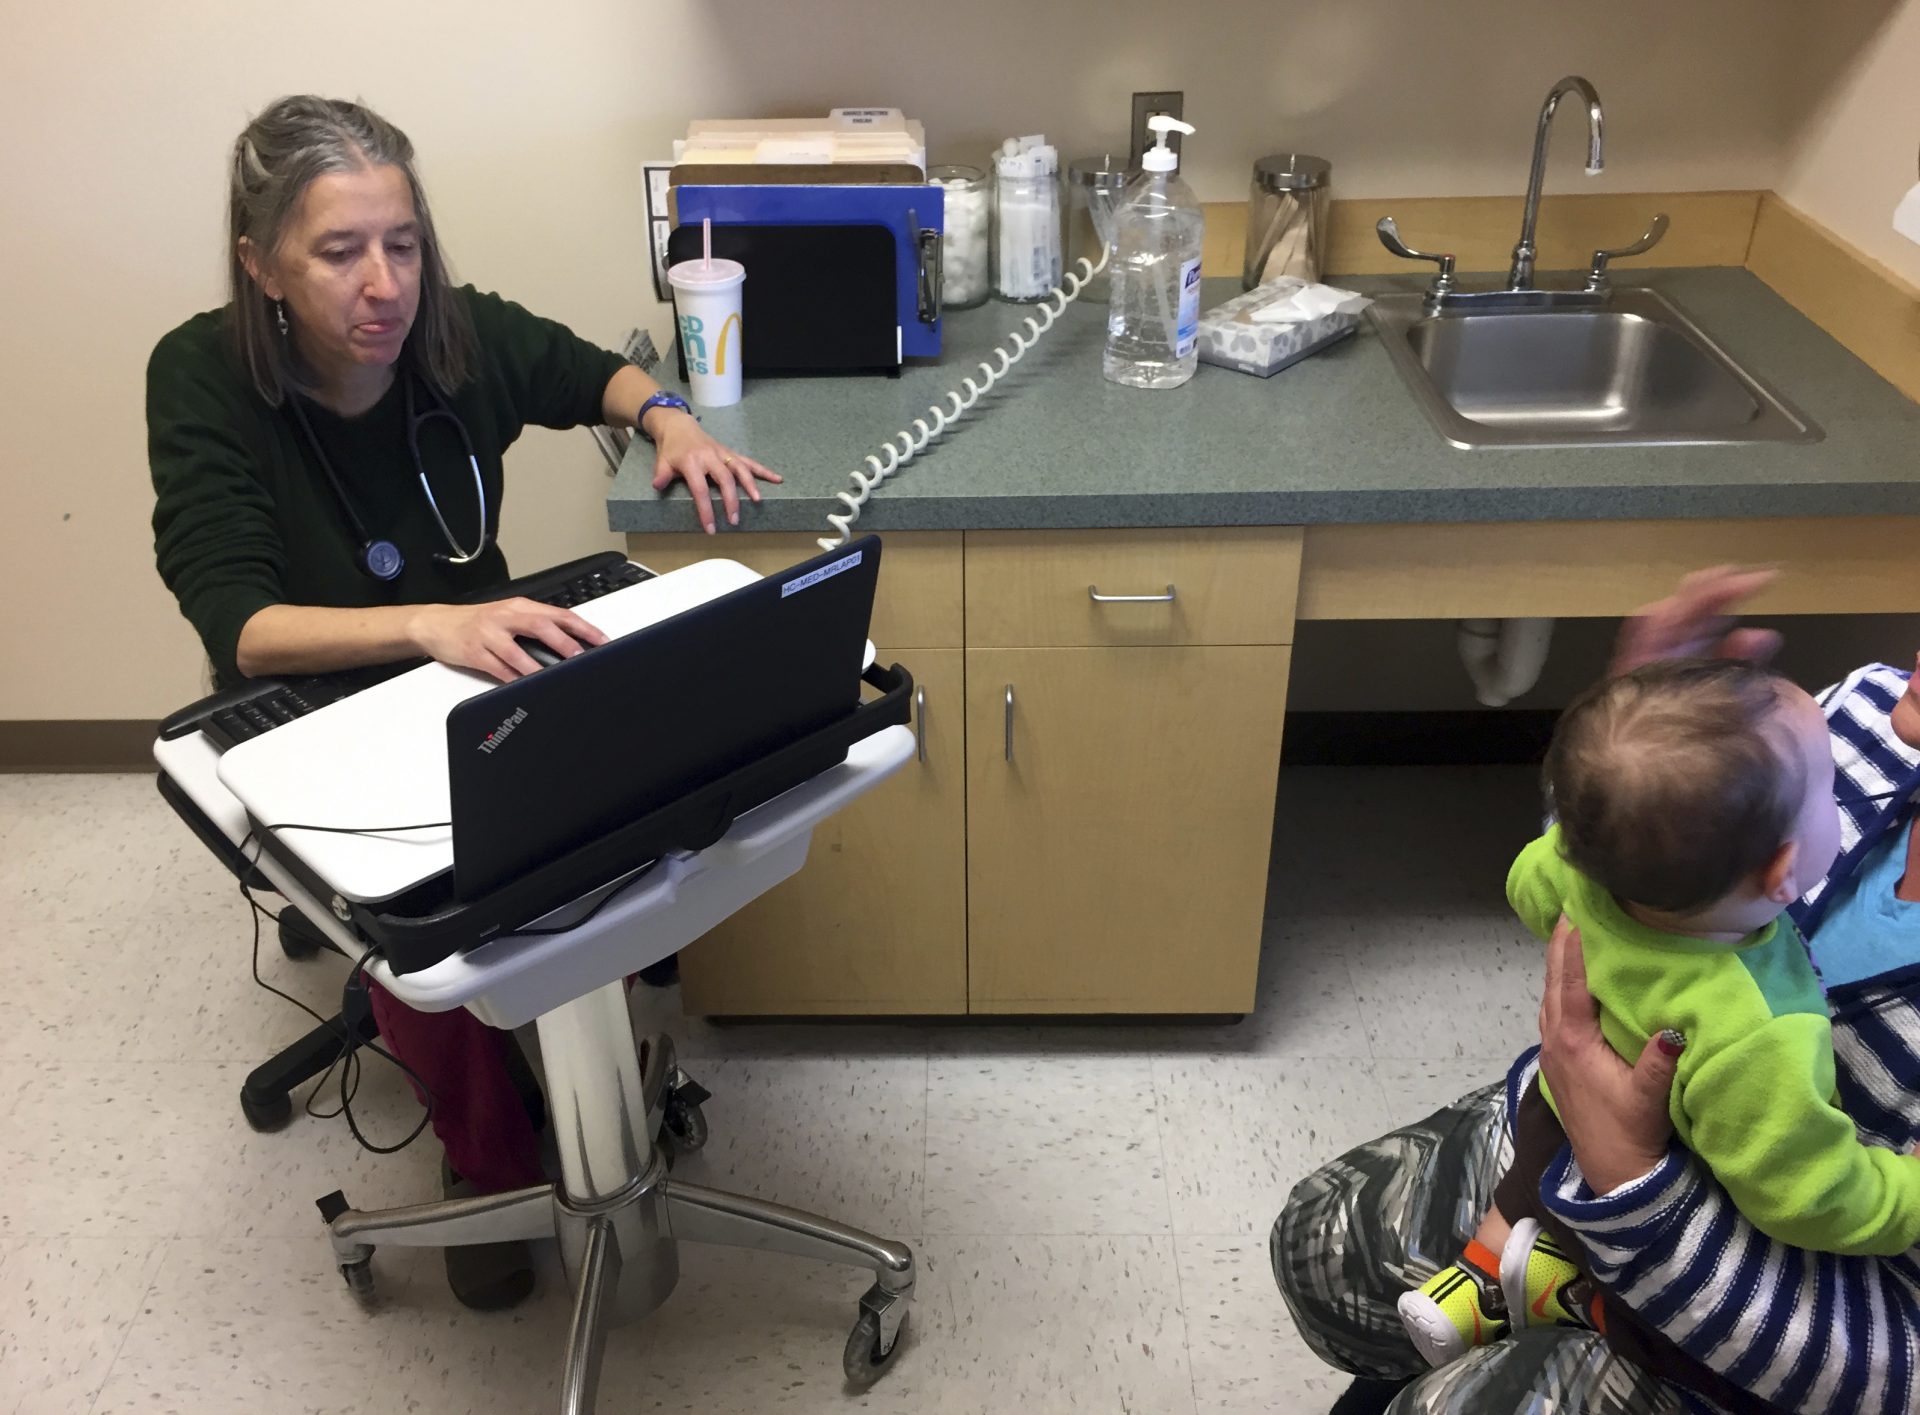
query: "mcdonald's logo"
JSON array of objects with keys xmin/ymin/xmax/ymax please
[{"xmin": 714, "ymin": 312, "xmax": 741, "ymax": 375}]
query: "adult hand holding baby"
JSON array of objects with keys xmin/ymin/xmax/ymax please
[{"xmin": 1538, "ymin": 914, "xmax": 1685, "ymax": 1193}]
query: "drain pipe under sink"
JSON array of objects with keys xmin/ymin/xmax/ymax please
[{"xmin": 1457, "ymin": 618, "xmax": 1555, "ymax": 707}]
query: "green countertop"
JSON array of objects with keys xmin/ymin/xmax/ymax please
[{"xmin": 606, "ymin": 269, "xmax": 1920, "ymax": 537}]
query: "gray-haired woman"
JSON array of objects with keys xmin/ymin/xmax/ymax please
[{"xmin": 147, "ymin": 95, "xmax": 772, "ymax": 1310}]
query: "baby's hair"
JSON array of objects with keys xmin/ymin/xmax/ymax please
[{"xmin": 1546, "ymin": 658, "xmax": 1803, "ymax": 913}]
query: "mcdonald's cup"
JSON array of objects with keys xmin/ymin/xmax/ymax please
[{"xmin": 667, "ymin": 257, "xmax": 746, "ymax": 407}]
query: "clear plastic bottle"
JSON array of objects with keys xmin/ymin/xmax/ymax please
[{"xmin": 1103, "ymin": 117, "xmax": 1205, "ymax": 390}]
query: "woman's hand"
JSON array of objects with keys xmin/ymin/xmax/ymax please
[
  {"xmin": 1539, "ymin": 914, "xmax": 1685, "ymax": 1193},
  {"xmin": 646, "ymin": 409, "xmax": 781, "ymax": 534},
  {"xmin": 1611, "ymin": 565, "xmax": 1783, "ymax": 676},
  {"xmin": 407, "ymin": 598, "xmax": 607, "ymax": 683}
]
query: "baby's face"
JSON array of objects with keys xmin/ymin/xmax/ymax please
[{"xmin": 1779, "ymin": 683, "xmax": 1843, "ymax": 896}]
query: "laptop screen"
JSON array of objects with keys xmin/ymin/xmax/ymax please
[{"xmin": 445, "ymin": 537, "xmax": 881, "ymax": 900}]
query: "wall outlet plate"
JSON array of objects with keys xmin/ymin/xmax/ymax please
[{"xmin": 1129, "ymin": 91, "xmax": 1185, "ymax": 170}]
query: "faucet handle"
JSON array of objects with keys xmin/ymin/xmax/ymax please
[
  {"xmin": 1586, "ymin": 213, "xmax": 1669, "ymax": 292},
  {"xmin": 1382, "ymin": 216, "xmax": 1451, "ymax": 301},
  {"xmin": 1376, "ymin": 217, "xmax": 1457, "ymax": 297}
]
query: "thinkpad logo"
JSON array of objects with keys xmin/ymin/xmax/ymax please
[{"xmin": 477, "ymin": 706, "xmax": 529, "ymax": 755}]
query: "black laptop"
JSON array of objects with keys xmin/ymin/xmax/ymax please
[{"xmin": 445, "ymin": 536, "xmax": 882, "ymax": 901}]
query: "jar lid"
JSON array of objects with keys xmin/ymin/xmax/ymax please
[
  {"xmin": 1066, "ymin": 154, "xmax": 1132, "ymax": 189},
  {"xmin": 1253, "ymin": 154, "xmax": 1331, "ymax": 192}
]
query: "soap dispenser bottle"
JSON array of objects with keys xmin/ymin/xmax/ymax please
[{"xmin": 1103, "ymin": 116, "xmax": 1205, "ymax": 389}]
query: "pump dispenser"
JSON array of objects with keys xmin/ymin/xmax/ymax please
[{"xmin": 1103, "ymin": 117, "xmax": 1206, "ymax": 388}]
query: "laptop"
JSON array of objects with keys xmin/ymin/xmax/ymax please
[
  {"xmin": 445, "ymin": 536, "xmax": 882, "ymax": 900},
  {"xmin": 215, "ymin": 540, "xmax": 879, "ymax": 912}
]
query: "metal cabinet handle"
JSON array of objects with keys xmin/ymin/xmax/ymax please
[
  {"xmin": 914, "ymin": 685, "xmax": 927, "ymax": 763},
  {"xmin": 1004, "ymin": 684, "xmax": 1015, "ymax": 762},
  {"xmin": 1088, "ymin": 584, "xmax": 1176, "ymax": 604}
]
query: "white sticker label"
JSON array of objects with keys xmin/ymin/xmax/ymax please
[
  {"xmin": 1175, "ymin": 258, "xmax": 1203, "ymax": 358},
  {"xmin": 781, "ymin": 550, "xmax": 863, "ymax": 598}
]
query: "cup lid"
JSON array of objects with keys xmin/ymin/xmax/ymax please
[
  {"xmin": 1253, "ymin": 154, "xmax": 1331, "ymax": 192},
  {"xmin": 668, "ymin": 257, "xmax": 746, "ymax": 288}
]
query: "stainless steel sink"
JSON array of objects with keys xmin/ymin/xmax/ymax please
[{"xmin": 1369, "ymin": 287, "xmax": 1821, "ymax": 448}]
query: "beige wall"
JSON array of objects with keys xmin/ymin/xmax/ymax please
[
  {"xmin": 1777, "ymin": 0, "xmax": 1920, "ymax": 285},
  {"xmin": 0, "ymin": 0, "xmax": 1899, "ymax": 721}
]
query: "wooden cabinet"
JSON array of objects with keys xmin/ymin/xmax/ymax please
[
  {"xmin": 678, "ymin": 648, "xmax": 968, "ymax": 1014},
  {"xmin": 630, "ymin": 532, "xmax": 967, "ymax": 1014},
  {"xmin": 965, "ymin": 645, "xmax": 1291, "ymax": 1013},
  {"xmin": 626, "ymin": 525, "xmax": 1302, "ymax": 1017}
]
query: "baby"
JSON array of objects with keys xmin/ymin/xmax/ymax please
[{"xmin": 1399, "ymin": 658, "xmax": 1920, "ymax": 1372}]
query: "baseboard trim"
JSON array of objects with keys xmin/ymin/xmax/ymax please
[
  {"xmin": 0, "ymin": 721, "xmax": 159, "ymax": 772},
  {"xmin": 8, "ymin": 710, "xmax": 1559, "ymax": 772},
  {"xmin": 1282, "ymin": 709, "xmax": 1557, "ymax": 766}
]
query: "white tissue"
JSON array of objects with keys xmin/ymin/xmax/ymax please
[
  {"xmin": 1895, "ymin": 182, "xmax": 1920, "ymax": 247},
  {"xmin": 1244, "ymin": 277, "xmax": 1372, "ymax": 324}
]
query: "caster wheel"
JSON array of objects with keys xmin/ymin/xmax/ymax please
[
  {"xmin": 842, "ymin": 1307, "xmax": 906, "ymax": 1386},
  {"xmin": 662, "ymin": 1101, "xmax": 709, "ymax": 1157},
  {"xmin": 340, "ymin": 1257, "xmax": 376, "ymax": 1304},
  {"xmin": 278, "ymin": 910, "xmax": 324, "ymax": 961},
  {"xmin": 240, "ymin": 1087, "xmax": 292, "ymax": 1132}
]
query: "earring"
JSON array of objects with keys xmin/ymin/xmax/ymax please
[{"xmin": 274, "ymin": 300, "xmax": 289, "ymax": 337}]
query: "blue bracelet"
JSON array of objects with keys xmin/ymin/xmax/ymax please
[{"xmin": 636, "ymin": 391, "xmax": 695, "ymax": 442}]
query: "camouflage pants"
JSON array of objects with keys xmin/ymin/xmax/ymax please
[{"xmin": 1270, "ymin": 1081, "xmax": 1691, "ymax": 1415}]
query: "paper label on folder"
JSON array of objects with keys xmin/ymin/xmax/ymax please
[{"xmin": 782, "ymin": 550, "xmax": 862, "ymax": 598}]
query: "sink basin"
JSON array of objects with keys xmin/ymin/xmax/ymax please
[{"xmin": 1368, "ymin": 287, "xmax": 1821, "ymax": 448}]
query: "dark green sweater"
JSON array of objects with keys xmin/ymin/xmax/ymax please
[{"xmin": 148, "ymin": 287, "xmax": 627, "ymax": 687}]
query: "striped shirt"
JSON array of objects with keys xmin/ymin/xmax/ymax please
[{"xmin": 1537, "ymin": 663, "xmax": 1920, "ymax": 1415}]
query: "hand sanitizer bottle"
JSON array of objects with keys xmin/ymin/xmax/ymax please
[{"xmin": 1103, "ymin": 116, "xmax": 1205, "ymax": 389}]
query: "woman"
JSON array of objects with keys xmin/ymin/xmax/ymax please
[
  {"xmin": 148, "ymin": 95, "xmax": 776, "ymax": 1309},
  {"xmin": 1272, "ymin": 569, "xmax": 1920, "ymax": 1414}
]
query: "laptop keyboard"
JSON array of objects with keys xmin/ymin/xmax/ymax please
[{"xmin": 193, "ymin": 556, "xmax": 655, "ymax": 752}]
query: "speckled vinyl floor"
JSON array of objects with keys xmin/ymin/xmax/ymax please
[{"xmin": 0, "ymin": 765, "xmax": 1546, "ymax": 1415}]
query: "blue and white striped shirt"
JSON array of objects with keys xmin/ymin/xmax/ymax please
[{"xmin": 1539, "ymin": 663, "xmax": 1920, "ymax": 1415}]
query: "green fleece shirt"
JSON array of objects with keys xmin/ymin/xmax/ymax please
[
  {"xmin": 1510, "ymin": 827, "xmax": 1920, "ymax": 1256},
  {"xmin": 147, "ymin": 288, "xmax": 627, "ymax": 687}
]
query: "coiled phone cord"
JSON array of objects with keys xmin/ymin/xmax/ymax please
[{"xmin": 819, "ymin": 246, "xmax": 1111, "ymax": 551}]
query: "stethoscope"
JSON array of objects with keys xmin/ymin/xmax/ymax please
[{"xmin": 286, "ymin": 373, "xmax": 490, "ymax": 582}]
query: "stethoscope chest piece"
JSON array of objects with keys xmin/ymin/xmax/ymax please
[{"xmin": 360, "ymin": 539, "xmax": 406, "ymax": 582}]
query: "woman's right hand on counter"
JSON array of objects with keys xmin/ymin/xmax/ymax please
[
  {"xmin": 1611, "ymin": 565, "xmax": 1783, "ymax": 676},
  {"xmin": 1539, "ymin": 914, "xmax": 1684, "ymax": 1194},
  {"xmin": 408, "ymin": 598, "xmax": 607, "ymax": 682}
]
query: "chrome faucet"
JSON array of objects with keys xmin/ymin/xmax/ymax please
[
  {"xmin": 1375, "ymin": 73, "xmax": 1666, "ymax": 311},
  {"xmin": 1508, "ymin": 76, "xmax": 1604, "ymax": 290}
]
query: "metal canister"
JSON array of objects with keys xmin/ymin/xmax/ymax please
[
  {"xmin": 1244, "ymin": 154, "xmax": 1331, "ymax": 289},
  {"xmin": 1063, "ymin": 154, "xmax": 1132, "ymax": 303}
]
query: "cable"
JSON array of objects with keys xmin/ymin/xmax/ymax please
[
  {"xmin": 259, "ymin": 820, "xmax": 450, "ymax": 836},
  {"xmin": 238, "ymin": 833, "xmax": 435, "ymax": 1155},
  {"xmin": 818, "ymin": 245, "xmax": 1111, "ymax": 552}
]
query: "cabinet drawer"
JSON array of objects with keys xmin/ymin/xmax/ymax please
[
  {"xmin": 624, "ymin": 530, "xmax": 962, "ymax": 648},
  {"xmin": 966, "ymin": 528, "xmax": 1302, "ymax": 647}
]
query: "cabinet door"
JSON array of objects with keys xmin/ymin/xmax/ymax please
[
  {"xmin": 966, "ymin": 646, "xmax": 1290, "ymax": 1014},
  {"xmin": 678, "ymin": 648, "xmax": 967, "ymax": 1014}
]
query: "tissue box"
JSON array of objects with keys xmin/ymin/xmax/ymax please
[{"xmin": 1196, "ymin": 280, "xmax": 1366, "ymax": 378}]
